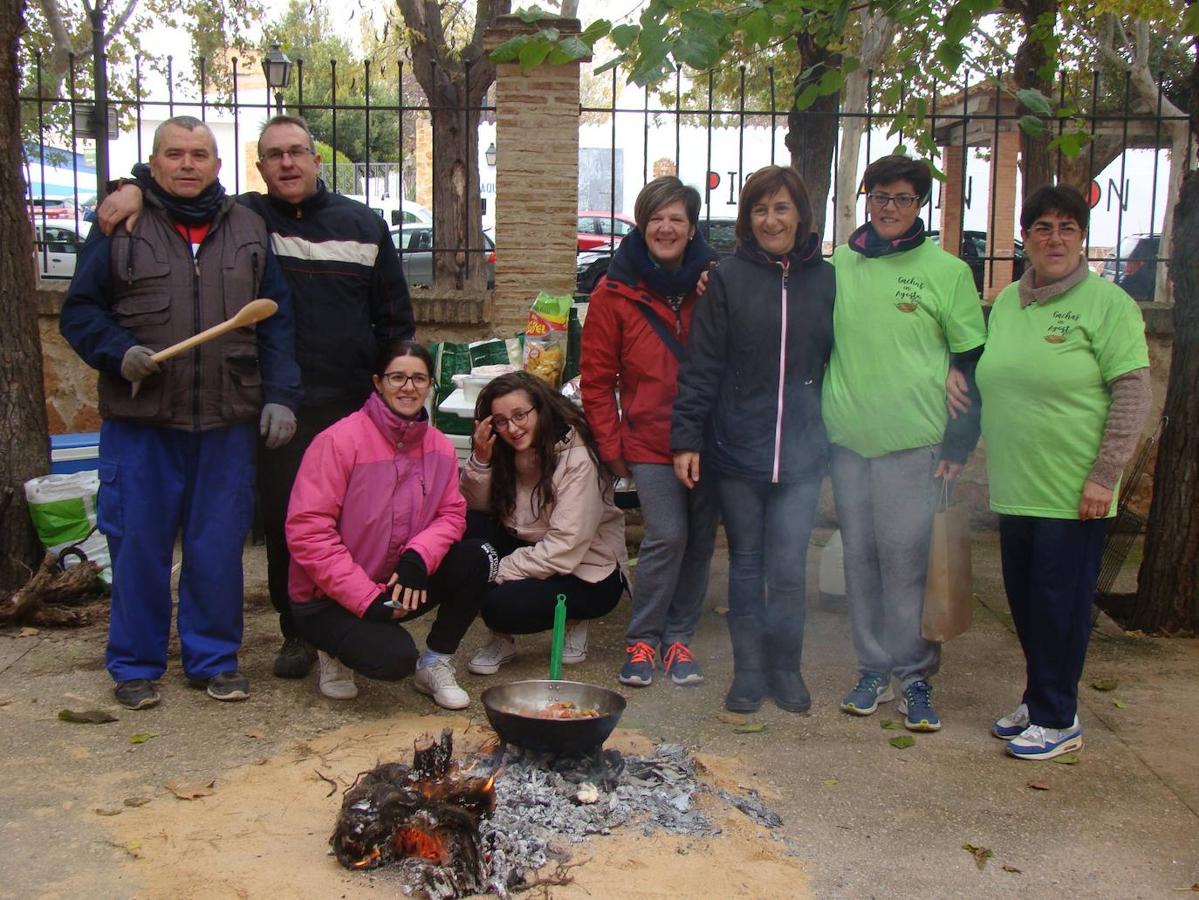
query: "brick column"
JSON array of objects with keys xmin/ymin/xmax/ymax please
[
  {"xmin": 984, "ymin": 130, "xmax": 1020, "ymax": 301},
  {"xmin": 939, "ymin": 144, "xmax": 965, "ymax": 258},
  {"xmin": 485, "ymin": 17, "xmax": 589, "ymax": 335},
  {"xmin": 413, "ymin": 117, "xmax": 433, "ymax": 211}
]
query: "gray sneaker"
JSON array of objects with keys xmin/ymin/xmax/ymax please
[
  {"xmin": 839, "ymin": 672, "xmax": 894, "ymax": 716},
  {"xmin": 195, "ymin": 671, "xmax": 250, "ymax": 702},
  {"xmin": 115, "ymin": 679, "xmax": 160, "ymax": 710}
]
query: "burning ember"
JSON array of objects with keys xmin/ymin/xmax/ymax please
[{"xmin": 331, "ymin": 731, "xmax": 784, "ymax": 900}]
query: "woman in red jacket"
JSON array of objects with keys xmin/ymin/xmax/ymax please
[{"xmin": 580, "ymin": 176, "xmax": 719, "ymax": 688}]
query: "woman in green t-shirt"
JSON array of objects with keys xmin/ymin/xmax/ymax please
[{"xmin": 975, "ymin": 184, "xmax": 1151, "ymax": 762}]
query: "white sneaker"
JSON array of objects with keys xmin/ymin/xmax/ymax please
[
  {"xmin": 1005, "ymin": 716, "xmax": 1083, "ymax": 760},
  {"xmin": 992, "ymin": 703, "xmax": 1031, "ymax": 739},
  {"xmin": 317, "ymin": 651, "xmax": 358, "ymax": 700},
  {"xmin": 562, "ymin": 620, "xmax": 589, "ymax": 665},
  {"xmin": 414, "ymin": 658, "xmax": 470, "ymax": 710},
  {"xmin": 468, "ymin": 632, "xmax": 516, "ymax": 675}
]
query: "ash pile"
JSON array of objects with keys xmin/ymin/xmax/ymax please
[{"xmin": 332, "ymin": 731, "xmax": 783, "ymax": 899}]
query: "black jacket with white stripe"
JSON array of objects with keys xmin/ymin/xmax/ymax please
[{"xmin": 241, "ymin": 182, "xmax": 415, "ymax": 408}]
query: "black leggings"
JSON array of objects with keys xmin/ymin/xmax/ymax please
[
  {"xmin": 466, "ymin": 511, "xmax": 625, "ymax": 635},
  {"xmin": 290, "ymin": 539, "xmax": 489, "ymax": 680}
]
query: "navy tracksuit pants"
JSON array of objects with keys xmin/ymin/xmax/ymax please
[
  {"xmin": 97, "ymin": 420, "xmax": 256, "ymax": 683},
  {"xmin": 998, "ymin": 514, "xmax": 1108, "ymax": 730}
]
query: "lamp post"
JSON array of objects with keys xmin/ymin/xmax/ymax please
[
  {"xmin": 485, "ymin": 142, "xmax": 497, "ymax": 168},
  {"xmin": 262, "ymin": 43, "xmax": 292, "ymax": 115}
]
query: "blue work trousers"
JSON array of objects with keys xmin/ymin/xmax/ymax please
[{"xmin": 97, "ymin": 420, "xmax": 256, "ymax": 683}]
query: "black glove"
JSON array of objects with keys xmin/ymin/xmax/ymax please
[
  {"xmin": 394, "ymin": 550, "xmax": 428, "ymax": 591},
  {"xmin": 363, "ymin": 590, "xmax": 394, "ymax": 622}
]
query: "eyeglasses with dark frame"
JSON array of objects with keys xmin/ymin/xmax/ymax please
[
  {"xmin": 380, "ymin": 372, "xmax": 431, "ymax": 390},
  {"xmin": 259, "ymin": 145, "xmax": 315, "ymax": 165},
  {"xmin": 866, "ymin": 192, "xmax": 920, "ymax": 209},
  {"xmin": 492, "ymin": 407, "xmax": 535, "ymax": 432}
]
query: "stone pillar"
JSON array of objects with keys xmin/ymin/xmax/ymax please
[
  {"xmin": 939, "ymin": 144, "xmax": 965, "ymax": 259},
  {"xmin": 485, "ymin": 16, "xmax": 589, "ymax": 335},
  {"xmin": 984, "ymin": 130, "xmax": 1020, "ymax": 301}
]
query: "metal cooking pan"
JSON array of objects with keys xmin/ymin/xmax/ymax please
[{"xmin": 480, "ymin": 679, "xmax": 627, "ymax": 754}]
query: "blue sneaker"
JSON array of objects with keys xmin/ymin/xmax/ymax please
[
  {"xmin": 992, "ymin": 703, "xmax": 1030, "ymax": 739},
  {"xmin": 618, "ymin": 641, "xmax": 656, "ymax": 687},
  {"xmin": 1006, "ymin": 718, "xmax": 1082, "ymax": 760},
  {"xmin": 839, "ymin": 672, "xmax": 894, "ymax": 716},
  {"xmin": 898, "ymin": 680, "xmax": 942, "ymax": 732},
  {"xmin": 662, "ymin": 642, "xmax": 704, "ymax": 686}
]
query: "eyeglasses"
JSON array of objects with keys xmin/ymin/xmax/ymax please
[
  {"xmin": 380, "ymin": 372, "xmax": 430, "ymax": 389},
  {"xmin": 1028, "ymin": 222, "xmax": 1082, "ymax": 241},
  {"xmin": 492, "ymin": 407, "xmax": 534, "ymax": 432},
  {"xmin": 259, "ymin": 145, "xmax": 315, "ymax": 165},
  {"xmin": 866, "ymin": 192, "xmax": 920, "ymax": 209}
]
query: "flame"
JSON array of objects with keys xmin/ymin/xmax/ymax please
[
  {"xmin": 392, "ymin": 827, "xmax": 448, "ymax": 864},
  {"xmin": 482, "ymin": 772, "xmax": 497, "ymax": 792},
  {"xmin": 351, "ymin": 847, "xmax": 382, "ymax": 869}
]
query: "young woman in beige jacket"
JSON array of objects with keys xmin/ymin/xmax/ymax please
[{"xmin": 461, "ymin": 372, "xmax": 627, "ymax": 674}]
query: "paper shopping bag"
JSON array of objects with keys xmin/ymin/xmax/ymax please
[{"xmin": 921, "ymin": 486, "xmax": 973, "ymax": 642}]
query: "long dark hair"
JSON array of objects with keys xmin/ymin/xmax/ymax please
[{"xmin": 475, "ymin": 371, "xmax": 608, "ymax": 521}]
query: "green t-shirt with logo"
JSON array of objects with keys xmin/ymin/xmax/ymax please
[
  {"xmin": 823, "ymin": 241, "xmax": 986, "ymax": 458},
  {"xmin": 976, "ymin": 273, "xmax": 1149, "ymax": 519}
]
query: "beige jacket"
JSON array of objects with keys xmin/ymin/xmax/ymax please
[{"xmin": 461, "ymin": 428, "xmax": 628, "ymax": 584}]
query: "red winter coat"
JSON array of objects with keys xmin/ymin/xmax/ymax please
[{"xmin": 580, "ymin": 274, "xmax": 700, "ymax": 466}]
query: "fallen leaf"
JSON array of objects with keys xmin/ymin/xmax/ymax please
[
  {"xmin": 130, "ymin": 732, "xmax": 159, "ymax": 745},
  {"xmin": 716, "ymin": 712, "xmax": 747, "ymax": 726},
  {"xmin": 1002, "ymin": 864, "xmax": 1023, "ymax": 874},
  {"xmin": 880, "ymin": 718, "xmax": 902, "ymax": 730},
  {"xmin": 889, "ymin": 735, "xmax": 915, "ymax": 749},
  {"xmin": 94, "ymin": 807, "xmax": 123, "ymax": 817},
  {"xmin": 1113, "ymin": 699, "xmax": 1128, "ymax": 709},
  {"xmin": 733, "ymin": 723, "xmax": 766, "ymax": 734},
  {"xmin": 1027, "ymin": 781, "xmax": 1051, "ymax": 791},
  {"xmin": 254, "ymin": 757, "xmax": 269, "ymax": 766},
  {"xmin": 0, "ymin": 698, "xmax": 13, "ymax": 707},
  {"xmin": 962, "ymin": 843, "xmax": 993, "ymax": 870},
  {"xmin": 822, "ymin": 779, "xmax": 838, "ymax": 787},
  {"xmin": 712, "ymin": 606, "xmax": 730, "ymax": 616},
  {"xmin": 18, "ymin": 626, "xmax": 39, "ymax": 637},
  {"xmin": 58, "ymin": 708, "xmax": 118, "ymax": 724},
  {"xmin": 1053, "ymin": 753, "xmax": 1080, "ymax": 766},
  {"xmin": 166, "ymin": 779, "xmax": 215, "ymax": 800},
  {"xmin": 1090, "ymin": 678, "xmax": 1118, "ymax": 692},
  {"xmin": 244, "ymin": 728, "xmax": 265, "ymax": 740},
  {"xmin": 123, "ymin": 797, "xmax": 151, "ymax": 808}
]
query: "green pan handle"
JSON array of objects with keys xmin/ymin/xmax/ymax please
[{"xmin": 549, "ymin": 593, "xmax": 567, "ymax": 680}]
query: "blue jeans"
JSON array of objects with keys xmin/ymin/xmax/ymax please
[
  {"xmin": 98, "ymin": 420, "xmax": 256, "ymax": 683},
  {"xmin": 716, "ymin": 475, "xmax": 821, "ymax": 668}
]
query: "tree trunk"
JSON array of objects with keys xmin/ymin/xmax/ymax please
[
  {"xmin": 787, "ymin": 33, "xmax": 841, "ymax": 237},
  {"xmin": 1, "ymin": 0, "xmax": 51, "ymax": 596},
  {"xmin": 1129, "ymin": 170, "xmax": 1199, "ymax": 633},
  {"xmin": 1009, "ymin": 0, "xmax": 1057, "ymax": 200}
]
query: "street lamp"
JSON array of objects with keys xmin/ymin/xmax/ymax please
[
  {"xmin": 262, "ymin": 43, "xmax": 292, "ymax": 115},
  {"xmin": 484, "ymin": 142, "xmax": 497, "ymax": 167}
]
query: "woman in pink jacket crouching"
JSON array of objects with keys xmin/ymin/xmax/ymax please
[{"xmin": 286, "ymin": 341, "xmax": 493, "ymax": 709}]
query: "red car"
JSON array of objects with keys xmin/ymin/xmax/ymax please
[{"xmin": 577, "ymin": 211, "xmax": 635, "ymax": 252}]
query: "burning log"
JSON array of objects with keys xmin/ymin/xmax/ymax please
[{"xmin": 331, "ymin": 729, "xmax": 497, "ymax": 896}]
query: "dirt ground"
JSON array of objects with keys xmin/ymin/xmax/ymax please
[{"xmin": 1, "ymin": 527, "xmax": 1197, "ymax": 899}]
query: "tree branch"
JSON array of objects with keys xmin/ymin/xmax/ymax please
[
  {"xmin": 103, "ymin": 0, "xmax": 143, "ymax": 50},
  {"xmin": 37, "ymin": 0, "xmax": 76, "ymax": 78}
]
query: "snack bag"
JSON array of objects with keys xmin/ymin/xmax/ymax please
[{"xmin": 523, "ymin": 292, "xmax": 572, "ymax": 388}]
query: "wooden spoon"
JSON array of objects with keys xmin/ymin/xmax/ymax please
[{"xmin": 149, "ymin": 298, "xmax": 278, "ymax": 363}]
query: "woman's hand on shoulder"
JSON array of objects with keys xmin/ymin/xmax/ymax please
[
  {"xmin": 472, "ymin": 415, "xmax": 496, "ymax": 465},
  {"xmin": 673, "ymin": 451, "xmax": 701, "ymax": 489}
]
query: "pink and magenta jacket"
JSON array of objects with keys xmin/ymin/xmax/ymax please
[{"xmin": 286, "ymin": 392, "xmax": 466, "ymax": 617}]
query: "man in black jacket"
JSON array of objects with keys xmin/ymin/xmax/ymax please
[{"xmin": 98, "ymin": 115, "xmax": 415, "ymax": 680}]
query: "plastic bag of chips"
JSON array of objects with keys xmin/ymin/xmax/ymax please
[{"xmin": 523, "ymin": 292, "xmax": 572, "ymax": 388}]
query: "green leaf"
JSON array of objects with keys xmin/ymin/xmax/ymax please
[
  {"xmin": 734, "ymin": 723, "xmax": 766, "ymax": 734},
  {"xmin": 1053, "ymin": 753, "xmax": 1080, "ymax": 765},
  {"xmin": 673, "ymin": 31, "xmax": 722, "ymax": 70},
  {"xmin": 889, "ymin": 735, "xmax": 915, "ymax": 749},
  {"xmin": 489, "ymin": 35, "xmax": 529, "ymax": 64},
  {"xmin": 936, "ymin": 40, "xmax": 964, "ymax": 71},
  {"xmin": 1113, "ymin": 699, "xmax": 1128, "ymax": 709},
  {"xmin": 518, "ymin": 38, "xmax": 553, "ymax": 71},
  {"xmin": 830, "ymin": 0, "xmax": 851, "ymax": 36},
  {"xmin": 1019, "ymin": 115, "xmax": 1046, "ymax": 138},
  {"xmin": 1090, "ymin": 678, "xmax": 1118, "ymax": 692},
  {"xmin": 822, "ymin": 778, "xmax": 838, "ymax": 787},
  {"xmin": 740, "ymin": 8, "xmax": 772, "ymax": 47},
  {"xmin": 548, "ymin": 36, "xmax": 591, "ymax": 65},
  {"xmin": 1016, "ymin": 88, "xmax": 1053, "ymax": 116},
  {"xmin": 579, "ymin": 18, "xmax": 610, "ymax": 45},
  {"xmin": 58, "ymin": 708, "xmax": 118, "ymax": 724},
  {"xmin": 794, "ymin": 84, "xmax": 820, "ymax": 111},
  {"xmin": 962, "ymin": 843, "xmax": 994, "ymax": 870},
  {"xmin": 610, "ymin": 23, "xmax": 641, "ymax": 51},
  {"xmin": 1184, "ymin": 3, "xmax": 1199, "ymax": 38},
  {"xmin": 880, "ymin": 718, "xmax": 902, "ymax": 730},
  {"xmin": 943, "ymin": 1, "xmax": 975, "ymax": 43},
  {"xmin": 130, "ymin": 732, "xmax": 159, "ymax": 745},
  {"xmin": 592, "ymin": 54, "xmax": 627, "ymax": 77},
  {"xmin": 514, "ymin": 5, "xmax": 553, "ymax": 24}
]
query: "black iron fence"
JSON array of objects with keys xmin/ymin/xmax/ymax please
[{"xmin": 20, "ymin": 52, "xmax": 1188, "ymax": 301}]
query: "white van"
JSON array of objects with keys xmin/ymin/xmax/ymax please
[{"xmin": 337, "ymin": 193, "xmax": 433, "ymax": 227}]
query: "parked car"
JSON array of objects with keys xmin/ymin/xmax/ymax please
[
  {"xmin": 1103, "ymin": 233, "xmax": 1160, "ymax": 301},
  {"xmin": 27, "ymin": 197, "xmax": 76, "ymax": 220},
  {"xmin": 577, "ymin": 211, "xmax": 635, "ymax": 251},
  {"xmin": 574, "ymin": 216, "xmax": 738, "ymax": 294},
  {"xmin": 927, "ymin": 229, "xmax": 1025, "ymax": 295},
  {"xmin": 390, "ymin": 224, "xmax": 495, "ymax": 289},
  {"xmin": 33, "ymin": 220, "xmax": 89, "ymax": 280}
]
